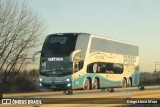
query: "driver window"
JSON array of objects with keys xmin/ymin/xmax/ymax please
[
  {"xmin": 75, "ymin": 60, "xmax": 84, "ymax": 72},
  {"xmin": 74, "ymin": 63, "xmax": 79, "ymax": 71}
]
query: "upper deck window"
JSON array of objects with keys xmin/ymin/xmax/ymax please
[{"xmin": 90, "ymin": 37, "xmax": 138, "ymax": 56}]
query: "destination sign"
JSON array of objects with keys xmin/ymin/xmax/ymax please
[{"xmin": 48, "ymin": 57, "xmax": 63, "ymax": 61}]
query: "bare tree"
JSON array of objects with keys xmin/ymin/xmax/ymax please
[{"xmin": 0, "ymin": 0, "xmax": 46, "ymax": 87}]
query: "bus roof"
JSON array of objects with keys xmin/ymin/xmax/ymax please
[
  {"xmin": 48, "ymin": 33, "xmax": 138, "ymax": 47},
  {"xmin": 90, "ymin": 34, "xmax": 138, "ymax": 47}
]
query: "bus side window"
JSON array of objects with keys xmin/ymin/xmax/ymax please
[
  {"xmin": 96, "ymin": 63, "xmax": 106, "ymax": 73},
  {"xmin": 74, "ymin": 63, "xmax": 79, "ymax": 72},
  {"xmin": 97, "ymin": 65, "xmax": 100, "ymax": 73},
  {"xmin": 75, "ymin": 60, "xmax": 84, "ymax": 72},
  {"xmin": 113, "ymin": 63, "xmax": 123, "ymax": 74},
  {"xmin": 105, "ymin": 63, "xmax": 113, "ymax": 74},
  {"xmin": 87, "ymin": 63, "xmax": 94, "ymax": 73},
  {"xmin": 101, "ymin": 64, "xmax": 106, "ymax": 73},
  {"xmin": 79, "ymin": 61, "xmax": 84, "ymax": 70}
]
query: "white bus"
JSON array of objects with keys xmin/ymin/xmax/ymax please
[{"xmin": 33, "ymin": 33, "xmax": 139, "ymax": 92}]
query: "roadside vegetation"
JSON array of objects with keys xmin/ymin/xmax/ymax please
[
  {"xmin": 0, "ymin": 0, "xmax": 46, "ymax": 93},
  {"xmin": 0, "ymin": 69, "xmax": 39, "ymax": 93},
  {"xmin": 139, "ymin": 71, "xmax": 160, "ymax": 86}
]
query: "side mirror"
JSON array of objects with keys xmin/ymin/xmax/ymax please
[{"xmin": 32, "ymin": 51, "xmax": 41, "ymax": 62}]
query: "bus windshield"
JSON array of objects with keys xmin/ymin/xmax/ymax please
[
  {"xmin": 41, "ymin": 34, "xmax": 78, "ymax": 57},
  {"xmin": 40, "ymin": 60, "xmax": 72, "ymax": 76}
]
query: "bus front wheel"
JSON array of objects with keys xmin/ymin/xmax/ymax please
[{"xmin": 84, "ymin": 78, "xmax": 91, "ymax": 90}]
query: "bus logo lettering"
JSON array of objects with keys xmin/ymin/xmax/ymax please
[
  {"xmin": 123, "ymin": 56, "xmax": 136, "ymax": 66},
  {"xmin": 50, "ymin": 37, "xmax": 68, "ymax": 44},
  {"xmin": 95, "ymin": 55, "xmax": 104, "ymax": 59}
]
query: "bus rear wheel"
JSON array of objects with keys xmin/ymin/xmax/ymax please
[
  {"xmin": 84, "ymin": 78, "xmax": 91, "ymax": 90},
  {"xmin": 128, "ymin": 78, "xmax": 132, "ymax": 87},
  {"xmin": 122, "ymin": 78, "xmax": 127, "ymax": 88},
  {"xmin": 92, "ymin": 78, "xmax": 99, "ymax": 89}
]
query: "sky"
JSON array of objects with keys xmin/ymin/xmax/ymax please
[{"xmin": 25, "ymin": 0, "xmax": 160, "ymax": 72}]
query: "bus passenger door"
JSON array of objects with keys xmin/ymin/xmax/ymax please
[{"xmin": 70, "ymin": 50, "xmax": 85, "ymax": 89}]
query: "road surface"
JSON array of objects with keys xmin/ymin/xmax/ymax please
[{"xmin": 0, "ymin": 85, "xmax": 159, "ymax": 107}]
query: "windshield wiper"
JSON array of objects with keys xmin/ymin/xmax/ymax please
[
  {"xmin": 52, "ymin": 69, "xmax": 65, "ymax": 74},
  {"xmin": 40, "ymin": 70, "xmax": 61, "ymax": 75},
  {"xmin": 41, "ymin": 70, "xmax": 51, "ymax": 73},
  {"xmin": 53, "ymin": 69, "xmax": 72, "ymax": 74}
]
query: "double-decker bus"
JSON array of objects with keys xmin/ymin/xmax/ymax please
[{"xmin": 33, "ymin": 33, "xmax": 139, "ymax": 93}]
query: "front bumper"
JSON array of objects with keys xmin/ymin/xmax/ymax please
[{"xmin": 40, "ymin": 81, "xmax": 72, "ymax": 90}]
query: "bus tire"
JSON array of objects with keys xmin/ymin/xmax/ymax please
[
  {"xmin": 108, "ymin": 88, "xmax": 114, "ymax": 92},
  {"xmin": 84, "ymin": 78, "xmax": 91, "ymax": 90},
  {"xmin": 92, "ymin": 78, "xmax": 99, "ymax": 89},
  {"xmin": 67, "ymin": 90, "xmax": 73, "ymax": 95},
  {"xmin": 122, "ymin": 78, "xmax": 127, "ymax": 88},
  {"xmin": 63, "ymin": 90, "xmax": 73, "ymax": 95},
  {"xmin": 128, "ymin": 78, "xmax": 132, "ymax": 87},
  {"xmin": 138, "ymin": 86, "xmax": 145, "ymax": 90}
]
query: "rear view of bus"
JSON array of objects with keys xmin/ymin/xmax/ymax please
[{"xmin": 39, "ymin": 33, "xmax": 89, "ymax": 90}]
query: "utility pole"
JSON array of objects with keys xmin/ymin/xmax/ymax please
[
  {"xmin": 155, "ymin": 62, "xmax": 160, "ymax": 72},
  {"xmin": 154, "ymin": 62, "xmax": 160, "ymax": 79}
]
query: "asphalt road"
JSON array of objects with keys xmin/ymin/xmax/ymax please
[{"xmin": 0, "ymin": 85, "xmax": 159, "ymax": 107}]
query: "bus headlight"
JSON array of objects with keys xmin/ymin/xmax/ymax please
[
  {"xmin": 39, "ymin": 78, "xmax": 42, "ymax": 82},
  {"xmin": 39, "ymin": 83, "xmax": 42, "ymax": 87},
  {"xmin": 67, "ymin": 83, "xmax": 71, "ymax": 87},
  {"xmin": 65, "ymin": 78, "xmax": 70, "ymax": 82}
]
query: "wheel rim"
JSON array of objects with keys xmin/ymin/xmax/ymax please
[
  {"xmin": 93, "ymin": 78, "xmax": 98, "ymax": 89},
  {"xmin": 128, "ymin": 78, "xmax": 132, "ymax": 87},
  {"xmin": 84, "ymin": 79, "xmax": 90, "ymax": 90},
  {"xmin": 122, "ymin": 79, "xmax": 126, "ymax": 87}
]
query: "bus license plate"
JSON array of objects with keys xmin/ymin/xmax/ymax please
[{"xmin": 51, "ymin": 86, "xmax": 56, "ymax": 88}]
